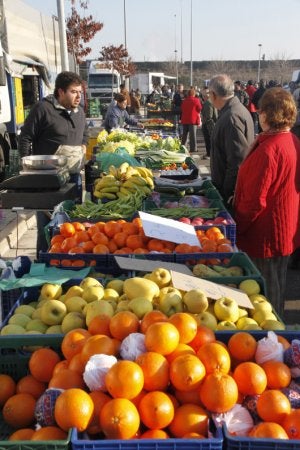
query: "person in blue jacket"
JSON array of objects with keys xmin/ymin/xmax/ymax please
[{"xmin": 103, "ymin": 93, "xmax": 144, "ymax": 132}]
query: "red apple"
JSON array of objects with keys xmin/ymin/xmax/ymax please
[
  {"xmin": 178, "ymin": 217, "xmax": 191, "ymax": 224},
  {"xmin": 191, "ymin": 217, "xmax": 204, "ymax": 225}
]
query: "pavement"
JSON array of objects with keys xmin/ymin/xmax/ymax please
[{"xmin": 0, "ymin": 129, "xmax": 299, "ymax": 326}]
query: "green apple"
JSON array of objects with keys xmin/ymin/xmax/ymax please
[
  {"xmin": 116, "ymin": 300, "xmax": 131, "ymax": 312},
  {"xmin": 1, "ymin": 324, "xmax": 26, "ymax": 335},
  {"xmin": 260, "ymin": 319, "xmax": 285, "ymax": 331},
  {"xmin": 214, "ymin": 297, "xmax": 239, "ymax": 323},
  {"xmin": 8, "ymin": 313, "xmax": 31, "ymax": 328},
  {"xmin": 183, "ymin": 289, "xmax": 208, "ymax": 314},
  {"xmin": 14, "ymin": 304, "xmax": 35, "ymax": 317},
  {"xmin": 85, "ymin": 300, "xmax": 115, "ymax": 326},
  {"xmin": 252, "ymin": 310, "xmax": 277, "ymax": 325},
  {"xmin": 61, "ymin": 312, "xmax": 86, "ymax": 334},
  {"xmin": 28, "ymin": 301, "xmax": 39, "ymax": 309},
  {"xmin": 106, "ymin": 279, "xmax": 124, "ymax": 295},
  {"xmin": 46, "ymin": 325, "xmax": 63, "ymax": 334},
  {"xmin": 159, "ymin": 286, "xmax": 182, "ymax": 301},
  {"xmin": 123, "ymin": 277, "xmax": 160, "ymax": 301},
  {"xmin": 216, "ymin": 320, "xmax": 237, "ymax": 330},
  {"xmin": 159, "ymin": 292, "xmax": 183, "ymax": 316},
  {"xmin": 128, "ymin": 297, "xmax": 153, "ymax": 319},
  {"xmin": 37, "ymin": 298, "xmax": 49, "ymax": 308},
  {"xmin": 80, "ymin": 277, "xmax": 102, "ymax": 290},
  {"xmin": 64, "ymin": 296, "xmax": 87, "ymax": 313},
  {"xmin": 239, "ymin": 279, "xmax": 260, "ymax": 296},
  {"xmin": 102, "ymin": 288, "xmax": 120, "ymax": 301},
  {"xmin": 31, "ymin": 308, "xmax": 43, "ymax": 320},
  {"xmin": 40, "ymin": 283, "xmax": 62, "ymax": 300},
  {"xmin": 64, "ymin": 285, "xmax": 84, "ymax": 299},
  {"xmin": 147, "ymin": 268, "xmax": 172, "ymax": 288},
  {"xmin": 194, "ymin": 311, "xmax": 218, "ymax": 330},
  {"xmin": 25, "ymin": 319, "xmax": 48, "ymax": 333},
  {"xmin": 40, "ymin": 299, "xmax": 67, "ymax": 325},
  {"xmin": 82, "ymin": 285, "xmax": 105, "ymax": 303},
  {"xmin": 236, "ymin": 317, "xmax": 259, "ymax": 330}
]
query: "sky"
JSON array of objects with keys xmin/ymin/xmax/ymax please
[{"xmin": 24, "ymin": 0, "xmax": 300, "ymax": 62}]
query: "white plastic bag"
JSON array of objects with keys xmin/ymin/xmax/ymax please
[
  {"xmin": 83, "ymin": 354, "xmax": 117, "ymax": 391},
  {"xmin": 55, "ymin": 145, "xmax": 85, "ymax": 174},
  {"xmin": 212, "ymin": 404, "xmax": 254, "ymax": 437},
  {"xmin": 120, "ymin": 333, "xmax": 146, "ymax": 360},
  {"xmin": 255, "ymin": 331, "xmax": 284, "ymax": 364}
]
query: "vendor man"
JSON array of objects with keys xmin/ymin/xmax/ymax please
[{"xmin": 103, "ymin": 93, "xmax": 144, "ymax": 133}]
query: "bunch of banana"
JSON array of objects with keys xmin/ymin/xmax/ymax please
[{"xmin": 93, "ymin": 174, "xmax": 121, "ymax": 200}]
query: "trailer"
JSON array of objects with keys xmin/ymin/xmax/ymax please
[{"xmin": 130, "ymin": 72, "xmax": 176, "ymax": 95}]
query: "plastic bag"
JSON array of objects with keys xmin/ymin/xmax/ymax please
[
  {"xmin": 83, "ymin": 354, "xmax": 117, "ymax": 391},
  {"xmin": 120, "ymin": 333, "xmax": 146, "ymax": 360},
  {"xmin": 255, "ymin": 331, "xmax": 284, "ymax": 364},
  {"xmin": 55, "ymin": 145, "xmax": 85, "ymax": 174},
  {"xmin": 212, "ymin": 404, "xmax": 254, "ymax": 436},
  {"xmin": 95, "ymin": 151, "xmax": 140, "ymax": 173}
]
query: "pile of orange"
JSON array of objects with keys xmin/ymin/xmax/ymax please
[
  {"xmin": 47, "ymin": 220, "xmax": 234, "ymax": 267},
  {"xmin": 0, "ymin": 320, "xmax": 298, "ymax": 442}
]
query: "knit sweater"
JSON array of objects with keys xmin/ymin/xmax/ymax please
[{"xmin": 234, "ymin": 131, "xmax": 300, "ymax": 258}]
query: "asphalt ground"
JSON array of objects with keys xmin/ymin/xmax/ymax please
[{"xmin": 0, "ymin": 128, "xmax": 299, "ymax": 325}]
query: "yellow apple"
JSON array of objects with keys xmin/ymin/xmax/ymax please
[
  {"xmin": 183, "ymin": 289, "xmax": 208, "ymax": 314},
  {"xmin": 214, "ymin": 297, "xmax": 239, "ymax": 323}
]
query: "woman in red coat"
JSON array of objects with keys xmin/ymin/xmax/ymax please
[
  {"xmin": 234, "ymin": 88, "xmax": 300, "ymax": 318},
  {"xmin": 180, "ymin": 88, "xmax": 202, "ymax": 152}
]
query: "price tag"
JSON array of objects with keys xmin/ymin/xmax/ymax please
[{"xmin": 114, "ymin": 256, "xmax": 193, "ymax": 275}]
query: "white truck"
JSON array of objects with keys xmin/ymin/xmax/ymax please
[
  {"xmin": 129, "ymin": 72, "xmax": 176, "ymax": 95},
  {"xmin": 0, "ymin": 0, "xmax": 61, "ymax": 180}
]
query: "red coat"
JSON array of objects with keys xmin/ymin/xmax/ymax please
[
  {"xmin": 234, "ymin": 131, "xmax": 300, "ymax": 258},
  {"xmin": 181, "ymin": 96, "xmax": 202, "ymax": 125},
  {"xmin": 245, "ymin": 85, "xmax": 257, "ymax": 113}
]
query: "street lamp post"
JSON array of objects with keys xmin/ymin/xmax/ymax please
[
  {"xmin": 257, "ymin": 44, "xmax": 262, "ymax": 83},
  {"xmin": 190, "ymin": 0, "xmax": 193, "ymax": 86},
  {"xmin": 174, "ymin": 14, "xmax": 178, "ymax": 84}
]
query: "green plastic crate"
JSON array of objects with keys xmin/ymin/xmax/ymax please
[{"xmin": 0, "ymin": 335, "xmax": 70, "ymax": 449}]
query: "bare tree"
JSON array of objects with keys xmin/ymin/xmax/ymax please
[
  {"xmin": 99, "ymin": 44, "xmax": 136, "ymax": 76},
  {"xmin": 269, "ymin": 52, "xmax": 293, "ymax": 85}
]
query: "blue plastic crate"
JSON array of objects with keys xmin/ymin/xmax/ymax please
[
  {"xmin": 71, "ymin": 419, "xmax": 223, "ymax": 450},
  {"xmin": 1, "ymin": 289, "xmax": 22, "ymax": 325}
]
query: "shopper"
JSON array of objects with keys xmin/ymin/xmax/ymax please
[
  {"xmin": 103, "ymin": 93, "xmax": 144, "ymax": 132},
  {"xmin": 234, "ymin": 87, "xmax": 300, "ymax": 317},
  {"xmin": 209, "ymin": 74, "xmax": 254, "ymax": 205},
  {"xmin": 201, "ymin": 88, "xmax": 218, "ymax": 159},
  {"xmin": 180, "ymin": 88, "xmax": 202, "ymax": 153}
]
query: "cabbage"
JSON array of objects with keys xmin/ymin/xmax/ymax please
[
  {"xmin": 161, "ymin": 136, "xmax": 181, "ymax": 152},
  {"xmin": 101, "ymin": 140, "xmax": 135, "ymax": 156}
]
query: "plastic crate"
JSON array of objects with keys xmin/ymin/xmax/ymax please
[
  {"xmin": 71, "ymin": 420, "xmax": 223, "ymax": 450},
  {"xmin": 1, "ymin": 289, "xmax": 22, "ymax": 326},
  {"xmin": 0, "ymin": 335, "xmax": 70, "ymax": 449}
]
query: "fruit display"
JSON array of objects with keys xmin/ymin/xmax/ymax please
[
  {"xmin": 93, "ymin": 163, "xmax": 154, "ymax": 201},
  {"xmin": 1, "ymin": 270, "xmax": 284, "ymax": 336},
  {"xmin": 0, "ymin": 320, "xmax": 299, "ymax": 443},
  {"xmin": 142, "ymin": 118, "xmax": 174, "ymax": 128}
]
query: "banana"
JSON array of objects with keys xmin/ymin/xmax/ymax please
[
  {"xmin": 125, "ymin": 167, "xmax": 139, "ymax": 178},
  {"xmin": 123, "ymin": 176, "xmax": 148, "ymax": 187},
  {"xmin": 108, "ymin": 165, "xmax": 119, "ymax": 178},
  {"xmin": 100, "ymin": 186, "xmax": 120, "ymax": 193},
  {"xmin": 138, "ymin": 185, "xmax": 152, "ymax": 195},
  {"xmin": 136, "ymin": 167, "xmax": 153, "ymax": 179},
  {"xmin": 93, "ymin": 191, "xmax": 117, "ymax": 200},
  {"xmin": 120, "ymin": 186, "xmax": 134, "ymax": 196},
  {"xmin": 145, "ymin": 176, "xmax": 154, "ymax": 188},
  {"xmin": 117, "ymin": 191, "xmax": 131, "ymax": 198},
  {"xmin": 95, "ymin": 179, "xmax": 119, "ymax": 189},
  {"xmin": 119, "ymin": 162, "xmax": 130, "ymax": 174}
]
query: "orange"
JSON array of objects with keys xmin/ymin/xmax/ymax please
[
  {"xmin": 147, "ymin": 239, "xmax": 165, "ymax": 252},
  {"xmin": 91, "ymin": 231, "xmax": 109, "ymax": 245},
  {"xmin": 16, "ymin": 375, "xmax": 46, "ymax": 400},
  {"xmin": 201, "ymin": 240, "xmax": 218, "ymax": 252},
  {"xmin": 132, "ymin": 217, "xmax": 143, "ymax": 229},
  {"xmin": 107, "ymin": 240, "xmax": 118, "ymax": 253},
  {"xmin": 227, "ymin": 331, "xmax": 257, "ymax": 362},
  {"xmin": 121, "ymin": 222, "xmax": 139, "ymax": 235},
  {"xmin": 68, "ymin": 246, "xmax": 86, "ymax": 254},
  {"xmin": 113, "ymin": 231, "xmax": 129, "ymax": 248},
  {"xmin": 74, "ymin": 230, "xmax": 90, "ymax": 244},
  {"xmin": 135, "ymin": 351, "xmax": 169, "ymax": 391},
  {"xmin": 49, "ymin": 242, "xmax": 64, "ymax": 253},
  {"xmin": 189, "ymin": 325, "xmax": 216, "ymax": 352},
  {"xmin": 174, "ymin": 388, "xmax": 203, "ymax": 406},
  {"xmin": 54, "ymin": 388, "xmax": 94, "ymax": 432},
  {"xmin": 182, "ymin": 432, "xmax": 205, "ymax": 438},
  {"xmin": 88, "ymin": 314, "xmax": 111, "ymax": 336},
  {"xmin": 282, "ymin": 409, "xmax": 300, "ymax": 439},
  {"xmin": 72, "ymin": 259, "xmax": 86, "ymax": 267},
  {"xmin": 233, "ymin": 361, "xmax": 267, "ymax": 395},
  {"xmin": 61, "ymin": 237, "xmax": 78, "ymax": 252},
  {"xmin": 68, "ymin": 353, "xmax": 86, "ymax": 375},
  {"xmin": 168, "ymin": 403, "xmax": 209, "ymax": 438},
  {"xmin": 8, "ymin": 428, "xmax": 35, "ymax": 440},
  {"xmin": 169, "ymin": 354, "xmax": 206, "ymax": 391},
  {"xmin": 93, "ymin": 243, "xmax": 109, "ymax": 254},
  {"xmin": 126, "ymin": 234, "xmax": 145, "ymax": 250},
  {"xmin": 109, "ymin": 311, "xmax": 140, "ymax": 341},
  {"xmin": 140, "ymin": 429, "xmax": 169, "ymax": 439},
  {"xmin": 3, "ymin": 393, "xmax": 36, "ymax": 429},
  {"xmin": 95, "ymin": 221, "xmax": 106, "ymax": 231},
  {"xmin": 138, "ymin": 391, "xmax": 174, "ymax": 430},
  {"xmin": 144, "ymin": 322, "xmax": 180, "ymax": 355},
  {"xmin": 105, "ymin": 360, "xmax": 144, "ymax": 399},
  {"xmin": 256, "ymin": 389, "xmax": 291, "ymax": 424},
  {"xmin": 248, "ymin": 422, "xmax": 289, "ymax": 439},
  {"xmin": 199, "ymin": 372, "xmax": 239, "ymax": 413},
  {"xmin": 87, "ymin": 391, "xmax": 111, "ymax": 435},
  {"xmin": 31, "ymin": 426, "xmax": 68, "ymax": 440},
  {"xmin": 133, "ymin": 247, "xmax": 149, "ymax": 254},
  {"xmin": 87, "ymin": 224, "xmax": 101, "ymax": 237},
  {"xmin": 168, "ymin": 312, "xmax": 198, "ymax": 344},
  {"xmin": 100, "ymin": 398, "xmax": 140, "ymax": 439},
  {"xmin": 104, "ymin": 221, "xmax": 123, "ymax": 238},
  {"xmin": 48, "ymin": 368, "xmax": 85, "ymax": 390},
  {"xmin": 205, "ymin": 227, "xmax": 223, "ymax": 240},
  {"xmin": 0, "ymin": 374, "xmax": 16, "ymax": 406},
  {"xmin": 81, "ymin": 335, "xmax": 118, "ymax": 365},
  {"xmin": 217, "ymin": 243, "xmax": 233, "ymax": 252},
  {"xmin": 166, "ymin": 343, "xmax": 195, "ymax": 364},
  {"xmin": 50, "ymin": 234, "xmax": 65, "ymax": 246},
  {"xmin": 174, "ymin": 243, "xmax": 192, "ymax": 253},
  {"xmin": 80, "ymin": 240, "xmax": 95, "ymax": 252},
  {"xmin": 29, "ymin": 348, "xmax": 61, "ymax": 382},
  {"xmin": 140, "ymin": 310, "xmax": 168, "ymax": 334},
  {"xmin": 277, "ymin": 335, "xmax": 291, "ymax": 350},
  {"xmin": 53, "ymin": 360, "xmax": 69, "ymax": 376},
  {"xmin": 61, "ymin": 328, "xmax": 91, "ymax": 361},
  {"xmin": 261, "ymin": 360, "xmax": 291, "ymax": 389},
  {"xmin": 197, "ymin": 342, "xmax": 231, "ymax": 374},
  {"xmin": 72, "ymin": 221, "xmax": 86, "ymax": 232},
  {"xmin": 60, "ymin": 222, "xmax": 75, "ymax": 238}
]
